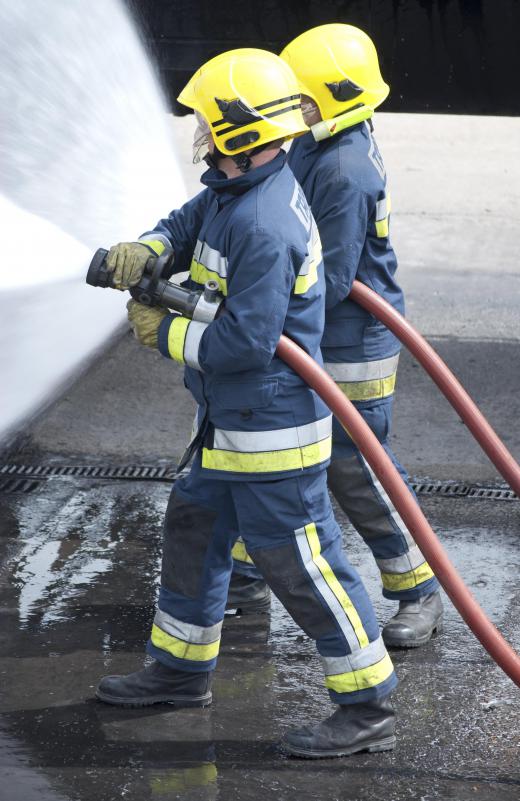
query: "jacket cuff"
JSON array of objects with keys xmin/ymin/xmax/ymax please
[
  {"xmin": 158, "ymin": 315, "xmax": 208, "ymax": 370},
  {"xmin": 158, "ymin": 314, "xmax": 177, "ymax": 358},
  {"xmin": 138, "ymin": 233, "xmax": 171, "ymax": 256}
]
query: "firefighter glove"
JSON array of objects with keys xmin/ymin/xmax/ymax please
[
  {"xmin": 127, "ymin": 299, "xmax": 168, "ymax": 349},
  {"xmin": 106, "ymin": 242, "xmax": 154, "ymax": 290}
]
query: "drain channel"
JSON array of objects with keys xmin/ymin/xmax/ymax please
[{"xmin": 0, "ymin": 463, "xmax": 518, "ymax": 501}]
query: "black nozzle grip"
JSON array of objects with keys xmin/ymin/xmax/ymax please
[{"xmin": 86, "ymin": 248, "xmax": 114, "ymax": 288}]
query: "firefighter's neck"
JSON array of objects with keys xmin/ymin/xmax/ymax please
[{"xmin": 218, "ymin": 146, "xmax": 281, "ymax": 179}]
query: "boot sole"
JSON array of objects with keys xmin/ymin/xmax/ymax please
[
  {"xmin": 95, "ymin": 690, "xmax": 212, "ymax": 709},
  {"xmin": 383, "ymin": 617, "xmax": 444, "ymax": 649},
  {"xmin": 282, "ymin": 734, "xmax": 396, "ymax": 759}
]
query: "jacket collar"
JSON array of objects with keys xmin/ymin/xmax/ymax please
[
  {"xmin": 293, "ymin": 120, "xmax": 370, "ymax": 160},
  {"xmin": 200, "ymin": 150, "xmax": 286, "ymax": 196}
]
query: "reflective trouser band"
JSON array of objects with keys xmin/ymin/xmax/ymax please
[
  {"xmin": 294, "ymin": 522, "xmax": 369, "ymax": 650},
  {"xmin": 324, "ymin": 652, "xmax": 395, "ymax": 693},
  {"xmin": 167, "ymin": 316, "xmax": 207, "ymax": 370},
  {"xmin": 138, "ymin": 234, "xmax": 170, "ymax": 255},
  {"xmin": 202, "ymin": 416, "xmax": 332, "ymax": 474},
  {"xmin": 337, "ymin": 373, "xmax": 396, "ymax": 401},
  {"xmin": 380, "ymin": 561, "xmax": 435, "ymax": 592},
  {"xmin": 151, "ymin": 611, "xmax": 222, "ymax": 662},
  {"xmin": 190, "ymin": 259, "xmax": 228, "ymax": 296},
  {"xmin": 325, "ymin": 355, "xmax": 398, "ymax": 401},
  {"xmin": 376, "ymin": 543, "xmax": 435, "ymax": 591},
  {"xmin": 231, "ymin": 537, "xmax": 255, "ymax": 565}
]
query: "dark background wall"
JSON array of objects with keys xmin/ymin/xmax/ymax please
[{"xmin": 129, "ymin": 0, "xmax": 520, "ymax": 116}]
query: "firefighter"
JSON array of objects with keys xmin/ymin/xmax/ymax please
[
  {"xmin": 232, "ymin": 24, "xmax": 444, "ymax": 647},
  {"xmin": 280, "ymin": 24, "xmax": 444, "ymax": 648},
  {"xmin": 95, "ymin": 49, "xmax": 398, "ymax": 759}
]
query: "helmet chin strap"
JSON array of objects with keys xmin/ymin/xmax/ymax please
[
  {"xmin": 203, "ymin": 143, "xmax": 228, "ymax": 170},
  {"xmin": 205, "ymin": 142, "xmax": 273, "ymax": 174},
  {"xmin": 232, "ymin": 151, "xmax": 253, "ymax": 173}
]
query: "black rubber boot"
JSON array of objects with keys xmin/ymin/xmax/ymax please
[
  {"xmin": 96, "ymin": 661, "xmax": 212, "ymax": 708},
  {"xmin": 382, "ymin": 590, "xmax": 444, "ymax": 648},
  {"xmin": 282, "ymin": 698, "xmax": 396, "ymax": 759},
  {"xmin": 226, "ymin": 573, "xmax": 271, "ymax": 615}
]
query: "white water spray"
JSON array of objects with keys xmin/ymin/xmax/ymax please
[{"xmin": 0, "ymin": 0, "xmax": 187, "ymax": 442}]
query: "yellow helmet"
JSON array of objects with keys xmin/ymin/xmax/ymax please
[
  {"xmin": 280, "ymin": 24, "xmax": 389, "ymax": 121},
  {"xmin": 177, "ymin": 48, "xmax": 307, "ymax": 157}
]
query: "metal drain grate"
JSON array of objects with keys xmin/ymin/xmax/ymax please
[
  {"xmin": 0, "ymin": 477, "xmax": 44, "ymax": 494},
  {"xmin": 467, "ymin": 486, "xmax": 517, "ymax": 501},
  {"xmin": 0, "ymin": 463, "xmax": 177, "ymax": 482},
  {"xmin": 410, "ymin": 482, "xmax": 469, "ymax": 498},
  {"xmin": 0, "ymin": 464, "xmax": 517, "ymax": 501},
  {"xmin": 410, "ymin": 481, "xmax": 517, "ymax": 502}
]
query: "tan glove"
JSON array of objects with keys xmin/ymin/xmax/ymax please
[
  {"xmin": 127, "ymin": 299, "xmax": 168, "ymax": 349},
  {"xmin": 106, "ymin": 242, "xmax": 154, "ymax": 290}
]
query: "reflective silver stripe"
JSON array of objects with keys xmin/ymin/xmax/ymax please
[
  {"xmin": 139, "ymin": 233, "xmax": 171, "ymax": 250},
  {"xmin": 324, "ymin": 355, "xmax": 399, "ymax": 383},
  {"xmin": 375, "ymin": 197, "xmax": 388, "ymax": 221},
  {"xmin": 183, "ymin": 321, "xmax": 207, "ymax": 370},
  {"xmin": 298, "ymin": 220, "xmax": 320, "ymax": 277},
  {"xmin": 290, "ymin": 180, "xmax": 312, "ymax": 230},
  {"xmin": 212, "ymin": 414, "xmax": 332, "ymax": 454},
  {"xmin": 360, "ymin": 454, "xmax": 415, "ymax": 547},
  {"xmin": 375, "ymin": 544, "xmax": 426, "ymax": 574},
  {"xmin": 294, "ymin": 525, "xmax": 360, "ymax": 652},
  {"xmin": 193, "ymin": 239, "xmax": 228, "ymax": 278},
  {"xmin": 321, "ymin": 635, "xmax": 387, "ymax": 676},
  {"xmin": 365, "ymin": 120, "xmax": 386, "ymax": 180},
  {"xmin": 154, "ymin": 609, "xmax": 222, "ymax": 645}
]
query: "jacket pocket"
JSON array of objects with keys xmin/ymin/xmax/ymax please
[{"xmin": 212, "ymin": 379, "xmax": 279, "ymax": 411}]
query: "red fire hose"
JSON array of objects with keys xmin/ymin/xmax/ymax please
[
  {"xmin": 276, "ymin": 335, "xmax": 520, "ymax": 688},
  {"xmin": 349, "ymin": 280, "xmax": 520, "ymax": 497}
]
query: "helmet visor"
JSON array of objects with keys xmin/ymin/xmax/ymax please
[{"xmin": 192, "ymin": 111, "xmax": 212, "ymax": 164}]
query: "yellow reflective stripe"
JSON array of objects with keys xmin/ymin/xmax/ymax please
[
  {"xmin": 167, "ymin": 316, "xmax": 190, "ymax": 363},
  {"xmin": 190, "ymin": 259, "xmax": 228, "ymax": 296},
  {"xmin": 294, "ymin": 234, "xmax": 321, "ymax": 295},
  {"xmin": 202, "ymin": 436, "xmax": 331, "ymax": 474},
  {"xmin": 139, "ymin": 238, "xmax": 166, "ymax": 255},
  {"xmin": 325, "ymin": 652, "xmax": 394, "ymax": 693},
  {"xmin": 375, "ymin": 192, "xmax": 391, "ymax": 238},
  {"xmin": 304, "ymin": 523, "xmax": 369, "ymax": 649},
  {"xmin": 150, "ymin": 764, "xmax": 217, "ymax": 794},
  {"xmin": 231, "ymin": 540, "xmax": 255, "ymax": 565},
  {"xmin": 375, "ymin": 218, "xmax": 389, "ymax": 238},
  {"xmin": 337, "ymin": 372, "xmax": 396, "ymax": 401},
  {"xmin": 294, "ymin": 260, "xmax": 319, "ymax": 294},
  {"xmin": 151, "ymin": 624, "xmax": 220, "ymax": 661},
  {"xmin": 381, "ymin": 562, "xmax": 436, "ymax": 592}
]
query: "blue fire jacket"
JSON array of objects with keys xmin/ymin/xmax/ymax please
[
  {"xmin": 287, "ymin": 120, "xmax": 404, "ymax": 403},
  {"xmin": 139, "ymin": 152, "xmax": 332, "ymax": 481}
]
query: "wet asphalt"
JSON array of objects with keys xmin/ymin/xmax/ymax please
[{"xmin": 1, "ymin": 331, "xmax": 519, "ymax": 801}]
